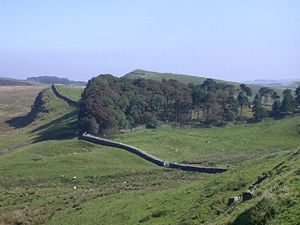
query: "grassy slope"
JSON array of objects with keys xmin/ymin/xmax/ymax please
[
  {"xmin": 0, "ymin": 86, "xmax": 204, "ymax": 224},
  {"xmin": 1, "ymin": 85, "xmax": 299, "ymax": 225},
  {"xmin": 124, "ymin": 69, "xmax": 264, "ymax": 94},
  {"xmin": 0, "ymin": 87, "xmax": 76, "ymax": 149},
  {"xmin": 0, "ymin": 86, "xmax": 46, "ymax": 139},
  {"xmin": 124, "ymin": 69, "xmax": 234, "ymax": 85},
  {"xmin": 124, "ymin": 69, "xmax": 286, "ymax": 98},
  {"xmin": 112, "ymin": 117, "xmax": 300, "ymax": 165},
  {"xmin": 0, "ymin": 86, "xmax": 46, "ymax": 121},
  {"xmin": 55, "ymin": 85, "xmax": 84, "ymax": 102},
  {"xmin": 47, "ymin": 148, "xmax": 300, "ymax": 225}
]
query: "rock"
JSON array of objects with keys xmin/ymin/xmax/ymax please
[
  {"xmin": 242, "ymin": 190, "xmax": 254, "ymax": 201},
  {"xmin": 227, "ymin": 196, "xmax": 240, "ymax": 206}
]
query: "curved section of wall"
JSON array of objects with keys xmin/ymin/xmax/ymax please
[
  {"xmin": 52, "ymin": 85, "xmax": 228, "ymax": 174},
  {"xmin": 51, "ymin": 84, "xmax": 80, "ymax": 107},
  {"xmin": 80, "ymin": 133, "xmax": 228, "ymax": 174}
]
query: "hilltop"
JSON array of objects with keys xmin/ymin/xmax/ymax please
[
  {"xmin": 124, "ymin": 69, "xmax": 264, "ymax": 95},
  {"xmin": 0, "ymin": 77, "xmax": 34, "ymax": 86},
  {"xmin": 27, "ymin": 76, "xmax": 86, "ymax": 86},
  {"xmin": 0, "ymin": 76, "xmax": 86, "ymax": 86},
  {"xmin": 124, "ymin": 69, "xmax": 236, "ymax": 85}
]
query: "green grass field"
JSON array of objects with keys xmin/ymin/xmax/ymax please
[
  {"xmin": 55, "ymin": 85, "xmax": 84, "ymax": 102},
  {"xmin": 0, "ymin": 85, "xmax": 299, "ymax": 225},
  {"xmin": 112, "ymin": 117, "xmax": 300, "ymax": 165}
]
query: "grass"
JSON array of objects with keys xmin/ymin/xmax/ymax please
[
  {"xmin": 45, "ymin": 149, "xmax": 300, "ymax": 225},
  {"xmin": 55, "ymin": 85, "xmax": 84, "ymax": 102},
  {"xmin": 112, "ymin": 117, "xmax": 300, "ymax": 165},
  {"xmin": 1, "ymin": 84, "xmax": 299, "ymax": 225},
  {"xmin": 0, "ymin": 87, "xmax": 76, "ymax": 149},
  {"xmin": 0, "ymin": 86, "xmax": 46, "ymax": 134}
]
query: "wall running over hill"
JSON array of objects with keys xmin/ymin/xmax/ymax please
[
  {"xmin": 80, "ymin": 133, "xmax": 228, "ymax": 174},
  {"xmin": 51, "ymin": 84, "xmax": 80, "ymax": 107},
  {"xmin": 51, "ymin": 84, "xmax": 228, "ymax": 174}
]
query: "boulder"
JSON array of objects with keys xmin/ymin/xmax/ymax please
[
  {"xmin": 242, "ymin": 190, "xmax": 254, "ymax": 201},
  {"xmin": 227, "ymin": 195, "xmax": 241, "ymax": 206}
]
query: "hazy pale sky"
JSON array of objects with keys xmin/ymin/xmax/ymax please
[{"xmin": 0, "ymin": 0, "xmax": 299, "ymax": 82}]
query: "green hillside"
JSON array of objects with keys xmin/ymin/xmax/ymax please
[
  {"xmin": 124, "ymin": 69, "xmax": 271, "ymax": 96},
  {"xmin": 55, "ymin": 85, "xmax": 84, "ymax": 102},
  {"xmin": 1, "ymin": 84, "xmax": 299, "ymax": 225}
]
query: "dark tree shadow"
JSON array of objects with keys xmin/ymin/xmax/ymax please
[
  {"xmin": 32, "ymin": 110, "xmax": 80, "ymax": 142},
  {"xmin": 5, "ymin": 107, "xmax": 40, "ymax": 128}
]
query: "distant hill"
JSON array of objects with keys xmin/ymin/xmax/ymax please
[
  {"xmin": 0, "ymin": 77, "xmax": 33, "ymax": 86},
  {"xmin": 245, "ymin": 79, "xmax": 300, "ymax": 89},
  {"xmin": 124, "ymin": 69, "xmax": 237, "ymax": 85},
  {"xmin": 26, "ymin": 76, "xmax": 86, "ymax": 86},
  {"xmin": 124, "ymin": 69, "xmax": 263, "ymax": 95}
]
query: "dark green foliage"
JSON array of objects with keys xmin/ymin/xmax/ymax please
[
  {"xmin": 280, "ymin": 89, "xmax": 295, "ymax": 115},
  {"xmin": 80, "ymin": 117, "xmax": 99, "ymax": 135},
  {"xmin": 144, "ymin": 113, "xmax": 158, "ymax": 128},
  {"xmin": 79, "ymin": 75, "xmax": 254, "ymax": 134},
  {"xmin": 295, "ymin": 86, "xmax": 300, "ymax": 106},
  {"xmin": 271, "ymin": 99, "xmax": 282, "ymax": 117},
  {"xmin": 252, "ymin": 94, "xmax": 267, "ymax": 121},
  {"xmin": 259, "ymin": 87, "xmax": 274, "ymax": 105},
  {"xmin": 238, "ymin": 84, "xmax": 252, "ymax": 120},
  {"xmin": 224, "ymin": 96, "xmax": 239, "ymax": 121}
]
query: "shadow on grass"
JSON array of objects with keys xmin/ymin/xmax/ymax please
[
  {"xmin": 5, "ymin": 107, "xmax": 40, "ymax": 128},
  {"xmin": 32, "ymin": 110, "xmax": 80, "ymax": 142}
]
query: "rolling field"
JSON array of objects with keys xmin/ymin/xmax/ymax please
[
  {"xmin": 0, "ymin": 85, "xmax": 299, "ymax": 224},
  {"xmin": 112, "ymin": 117, "xmax": 300, "ymax": 166}
]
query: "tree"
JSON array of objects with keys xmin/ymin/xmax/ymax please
[
  {"xmin": 237, "ymin": 84, "xmax": 252, "ymax": 120},
  {"xmin": 223, "ymin": 96, "xmax": 239, "ymax": 121},
  {"xmin": 280, "ymin": 89, "xmax": 295, "ymax": 115},
  {"xmin": 295, "ymin": 86, "xmax": 300, "ymax": 106},
  {"xmin": 259, "ymin": 87, "xmax": 273, "ymax": 105},
  {"xmin": 80, "ymin": 117, "xmax": 99, "ymax": 135},
  {"xmin": 271, "ymin": 98, "xmax": 281, "ymax": 117},
  {"xmin": 252, "ymin": 94, "xmax": 267, "ymax": 121},
  {"xmin": 191, "ymin": 84, "xmax": 206, "ymax": 122}
]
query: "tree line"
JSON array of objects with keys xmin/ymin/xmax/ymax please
[{"xmin": 78, "ymin": 74, "xmax": 300, "ymax": 135}]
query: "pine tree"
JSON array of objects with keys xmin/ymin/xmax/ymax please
[{"xmin": 252, "ymin": 94, "xmax": 267, "ymax": 121}]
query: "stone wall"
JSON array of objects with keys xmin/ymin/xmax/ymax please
[
  {"xmin": 51, "ymin": 84, "xmax": 80, "ymax": 107},
  {"xmin": 80, "ymin": 133, "xmax": 228, "ymax": 174},
  {"xmin": 51, "ymin": 85, "xmax": 228, "ymax": 174}
]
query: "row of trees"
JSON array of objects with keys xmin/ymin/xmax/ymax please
[{"xmin": 78, "ymin": 74, "xmax": 300, "ymax": 135}]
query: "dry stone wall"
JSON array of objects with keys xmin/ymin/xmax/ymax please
[
  {"xmin": 80, "ymin": 133, "xmax": 228, "ymax": 174},
  {"xmin": 51, "ymin": 84, "xmax": 80, "ymax": 107}
]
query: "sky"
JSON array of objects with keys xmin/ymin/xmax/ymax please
[{"xmin": 0, "ymin": 0, "xmax": 299, "ymax": 82}]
